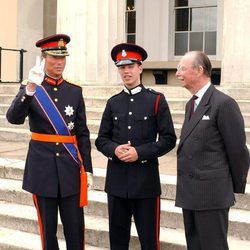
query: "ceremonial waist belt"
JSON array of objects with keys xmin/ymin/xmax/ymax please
[
  {"xmin": 31, "ymin": 132, "xmax": 87, "ymax": 207},
  {"xmin": 32, "ymin": 132, "xmax": 77, "ymax": 144}
]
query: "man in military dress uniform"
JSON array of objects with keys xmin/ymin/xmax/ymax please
[
  {"xmin": 95, "ymin": 43, "xmax": 177, "ymax": 249},
  {"xmin": 6, "ymin": 34, "xmax": 93, "ymax": 250}
]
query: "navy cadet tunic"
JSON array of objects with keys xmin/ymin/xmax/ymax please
[
  {"xmin": 95, "ymin": 84, "xmax": 176, "ymax": 199},
  {"xmin": 6, "ymin": 76, "xmax": 92, "ymax": 198}
]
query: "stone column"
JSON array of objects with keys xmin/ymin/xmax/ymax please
[
  {"xmin": 17, "ymin": 0, "xmax": 43, "ymax": 79},
  {"xmin": 221, "ymin": 0, "xmax": 250, "ymax": 86},
  {"xmin": 57, "ymin": 0, "xmax": 125, "ymax": 85}
]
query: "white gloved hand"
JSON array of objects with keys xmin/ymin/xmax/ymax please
[
  {"xmin": 28, "ymin": 56, "xmax": 45, "ymax": 85},
  {"xmin": 87, "ymin": 172, "xmax": 93, "ymax": 190}
]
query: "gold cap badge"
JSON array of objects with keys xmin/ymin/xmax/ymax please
[{"xmin": 58, "ymin": 39, "xmax": 64, "ymax": 47}]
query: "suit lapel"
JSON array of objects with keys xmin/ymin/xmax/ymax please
[{"xmin": 178, "ymin": 85, "xmax": 215, "ymax": 152}]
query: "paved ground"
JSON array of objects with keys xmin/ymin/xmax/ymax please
[{"xmin": 0, "ymin": 141, "xmax": 177, "ymax": 176}]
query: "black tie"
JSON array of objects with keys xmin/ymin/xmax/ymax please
[{"xmin": 189, "ymin": 95, "xmax": 198, "ymax": 120}]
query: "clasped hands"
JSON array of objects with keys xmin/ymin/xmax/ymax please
[{"xmin": 114, "ymin": 143, "xmax": 138, "ymax": 162}]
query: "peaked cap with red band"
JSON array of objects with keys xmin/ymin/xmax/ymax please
[
  {"xmin": 36, "ymin": 34, "xmax": 70, "ymax": 57},
  {"xmin": 111, "ymin": 43, "xmax": 148, "ymax": 67}
]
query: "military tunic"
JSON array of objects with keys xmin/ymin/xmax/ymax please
[
  {"xmin": 95, "ymin": 84, "xmax": 176, "ymax": 198},
  {"xmin": 6, "ymin": 76, "xmax": 92, "ymax": 198}
]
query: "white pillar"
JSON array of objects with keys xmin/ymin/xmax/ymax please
[
  {"xmin": 57, "ymin": 0, "xmax": 125, "ymax": 85},
  {"xmin": 221, "ymin": 0, "xmax": 250, "ymax": 86}
]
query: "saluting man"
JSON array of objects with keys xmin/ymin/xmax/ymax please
[
  {"xmin": 95, "ymin": 43, "xmax": 177, "ymax": 250},
  {"xmin": 6, "ymin": 34, "xmax": 93, "ymax": 250}
]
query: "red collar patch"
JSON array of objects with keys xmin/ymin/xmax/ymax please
[{"xmin": 45, "ymin": 76, "xmax": 64, "ymax": 86}]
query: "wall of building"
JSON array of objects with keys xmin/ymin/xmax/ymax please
[
  {"xmin": 44, "ymin": 0, "xmax": 57, "ymax": 37},
  {"xmin": 136, "ymin": 0, "xmax": 170, "ymax": 61},
  {"xmin": 57, "ymin": 0, "xmax": 126, "ymax": 85},
  {"xmin": 221, "ymin": 0, "xmax": 250, "ymax": 86},
  {"xmin": 0, "ymin": 1, "xmax": 17, "ymax": 81},
  {"xmin": 17, "ymin": 0, "xmax": 43, "ymax": 81},
  {"xmin": 1, "ymin": 0, "xmax": 250, "ymax": 87}
]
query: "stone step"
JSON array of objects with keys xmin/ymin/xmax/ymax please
[
  {"xmin": 1, "ymin": 116, "xmax": 250, "ymax": 146},
  {"xmin": 0, "ymin": 164, "xmax": 250, "ymax": 211},
  {"xmin": 83, "ymin": 96, "xmax": 190, "ymax": 111},
  {"xmin": 81, "ymin": 85, "xmax": 250, "ymax": 100},
  {"xmin": 88, "ymin": 191, "xmax": 250, "ymax": 241},
  {"xmin": 86, "ymin": 110, "xmax": 250, "ymax": 129},
  {"xmin": 87, "ymin": 96, "xmax": 250, "ymax": 116},
  {"xmin": 0, "ymin": 104, "xmax": 11, "ymax": 115},
  {"xmin": 0, "ymin": 127, "xmax": 177, "ymax": 156},
  {"xmin": 0, "ymin": 226, "xmax": 67, "ymax": 250},
  {"xmin": 0, "ymin": 84, "xmax": 20, "ymax": 95},
  {"xmin": 0, "ymin": 201, "xmax": 249, "ymax": 249},
  {"xmin": 2, "ymin": 85, "xmax": 250, "ymax": 117},
  {"xmin": 0, "ymin": 177, "xmax": 250, "ymax": 240},
  {"xmin": 88, "ymin": 120, "xmax": 250, "ymax": 144},
  {"xmin": 86, "ymin": 109, "xmax": 250, "ymax": 128},
  {"xmin": 2, "ymin": 89, "xmax": 250, "ymax": 125},
  {"xmin": 210, "ymin": 87, "xmax": 250, "ymax": 101},
  {"xmin": 85, "ymin": 96, "xmax": 250, "ymax": 114},
  {"xmin": 0, "ymin": 95, "xmax": 16, "ymax": 104},
  {"xmin": 0, "ymin": 201, "xmax": 187, "ymax": 249},
  {"xmin": 0, "ymin": 127, "xmax": 30, "ymax": 142},
  {"xmin": 0, "ymin": 226, "xmax": 106, "ymax": 250},
  {"xmin": 0, "ymin": 91, "xmax": 232, "ymax": 115},
  {"xmin": 2, "ymin": 84, "xmax": 250, "ymax": 100},
  {"xmin": 85, "ymin": 108, "xmax": 186, "ymax": 125},
  {"xmin": 2, "ymin": 96, "xmax": 250, "ymax": 127},
  {"xmin": 0, "ymin": 127, "xmax": 98, "ymax": 146},
  {"xmin": 0, "ymin": 126, "xmax": 249, "ymax": 155}
]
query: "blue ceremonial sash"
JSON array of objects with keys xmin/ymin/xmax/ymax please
[{"xmin": 34, "ymin": 85, "xmax": 79, "ymax": 164}]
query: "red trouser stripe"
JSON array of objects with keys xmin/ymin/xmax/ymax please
[
  {"xmin": 156, "ymin": 196, "xmax": 161, "ymax": 250},
  {"xmin": 33, "ymin": 194, "xmax": 45, "ymax": 250}
]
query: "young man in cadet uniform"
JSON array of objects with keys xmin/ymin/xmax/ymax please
[
  {"xmin": 95, "ymin": 43, "xmax": 177, "ymax": 250},
  {"xmin": 6, "ymin": 34, "xmax": 93, "ymax": 250}
]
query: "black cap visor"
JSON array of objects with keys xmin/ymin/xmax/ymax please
[{"xmin": 115, "ymin": 58, "xmax": 142, "ymax": 67}]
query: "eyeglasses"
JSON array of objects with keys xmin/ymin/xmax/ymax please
[{"xmin": 176, "ymin": 65, "xmax": 187, "ymax": 72}]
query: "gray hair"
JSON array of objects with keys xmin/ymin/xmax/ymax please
[{"xmin": 186, "ymin": 51, "xmax": 212, "ymax": 77}]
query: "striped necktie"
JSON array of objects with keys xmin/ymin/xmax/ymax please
[{"xmin": 189, "ymin": 95, "xmax": 198, "ymax": 120}]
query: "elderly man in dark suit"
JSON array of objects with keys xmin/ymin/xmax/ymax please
[{"xmin": 175, "ymin": 51, "xmax": 249, "ymax": 250}]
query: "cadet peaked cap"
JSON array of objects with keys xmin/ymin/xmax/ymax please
[
  {"xmin": 36, "ymin": 34, "xmax": 70, "ymax": 56},
  {"xmin": 111, "ymin": 43, "xmax": 148, "ymax": 67}
]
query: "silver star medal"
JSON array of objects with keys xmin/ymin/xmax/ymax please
[
  {"xmin": 67, "ymin": 121, "xmax": 74, "ymax": 130},
  {"xmin": 64, "ymin": 105, "xmax": 74, "ymax": 117}
]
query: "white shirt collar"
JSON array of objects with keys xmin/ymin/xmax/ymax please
[
  {"xmin": 194, "ymin": 82, "xmax": 211, "ymax": 110},
  {"xmin": 124, "ymin": 85, "xmax": 142, "ymax": 95}
]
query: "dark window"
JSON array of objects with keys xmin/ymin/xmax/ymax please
[{"xmin": 126, "ymin": 0, "xmax": 136, "ymax": 43}]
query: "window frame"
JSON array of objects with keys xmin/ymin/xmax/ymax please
[
  {"xmin": 125, "ymin": 0, "xmax": 136, "ymax": 43},
  {"xmin": 172, "ymin": 1, "xmax": 220, "ymax": 59}
]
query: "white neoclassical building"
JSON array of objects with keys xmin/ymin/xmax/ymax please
[{"xmin": 1, "ymin": 0, "xmax": 250, "ymax": 87}]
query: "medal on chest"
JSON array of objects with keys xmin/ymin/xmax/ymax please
[{"xmin": 64, "ymin": 105, "xmax": 74, "ymax": 117}]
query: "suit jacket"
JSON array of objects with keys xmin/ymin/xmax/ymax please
[
  {"xmin": 6, "ymin": 77, "xmax": 92, "ymax": 198},
  {"xmin": 95, "ymin": 84, "xmax": 176, "ymax": 198},
  {"xmin": 176, "ymin": 84, "xmax": 249, "ymax": 210}
]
